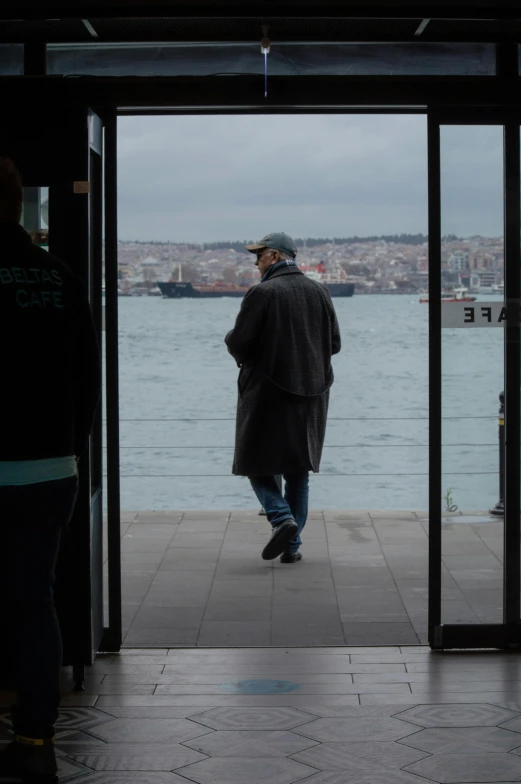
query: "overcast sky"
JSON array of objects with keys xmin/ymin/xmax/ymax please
[{"xmin": 117, "ymin": 115, "xmax": 504, "ymax": 243}]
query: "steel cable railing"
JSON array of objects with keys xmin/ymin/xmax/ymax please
[{"xmin": 101, "ymin": 413, "xmax": 498, "ymax": 479}]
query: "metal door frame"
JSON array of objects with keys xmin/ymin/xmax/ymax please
[
  {"xmin": 0, "ymin": 106, "xmax": 122, "ymax": 674},
  {"xmin": 101, "ymin": 109, "xmax": 122, "ymax": 653},
  {"xmin": 427, "ymin": 109, "xmax": 521, "ymax": 649}
]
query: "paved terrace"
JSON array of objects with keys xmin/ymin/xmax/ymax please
[{"xmin": 115, "ymin": 510, "xmax": 503, "ymax": 648}]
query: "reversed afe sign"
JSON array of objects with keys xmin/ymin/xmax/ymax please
[{"xmin": 442, "ymin": 301, "xmax": 521, "ymax": 328}]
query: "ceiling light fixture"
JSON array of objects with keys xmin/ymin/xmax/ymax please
[{"xmin": 261, "ymin": 24, "xmax": 270, "ymax": 98}]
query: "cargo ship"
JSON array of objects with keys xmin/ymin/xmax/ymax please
[{"xmin": 158, "ymin": 261, "xmax": 355, "ymax": 298}]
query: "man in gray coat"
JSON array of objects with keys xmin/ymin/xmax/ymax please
[{"xmin": 225, "ymin": 232, "xmax": 341, "ymax": 563}]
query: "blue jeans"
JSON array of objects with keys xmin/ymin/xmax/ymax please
[
  {"xmin": 0, "ymin": 476, "xmax": 79, "ymax": 727},
  {"xmin": 249, "ymin": 473, "xmax": 309, "ymax": 554}
]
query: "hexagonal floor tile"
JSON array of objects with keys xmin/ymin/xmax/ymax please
[
  {"xmin": 52, "ymin": 755, "xmax": 93, "ymax": 782},
  {"xmin": 405, "ymin": 752, "xmax": 521, "ymax": 783},
  {"xmin": 71, "ymin": 742, "xmax": 206, "ymax": 770},
  {"xmin": 396, "ymin": 704, "xmax": 519, "ymax": 728},
  {"xmin": 292, "ymin": 741, "xmax": 427, "ymax": 771},
  {"xmin": 176, "ymin": 756, "xmax": 317, "ymax": 784},
  {"xmin": 399, "ymin": 726, "xmax": 521, "ymax": 753},
  {"xmin": 293, "ymin": 717, "xmax": 417, "ymax": 743},
  {"xmin": 192, "ymin": 707, "xmax": 314, "ymax": 731},
  {"xmin": 56, "ymin": 708, "xmax": 115, "ymax": 731},
  {"xmin": 296, "ymin": 706, "xmax": 418, "ymax": 719},
  {"xmin": 54, "ymin": 731, "xmax": 107, "ymax": 753},
  {"xmin": 87, "ymin": 718, "xmax": 213, "ymax": 744},
  {"xmin": 70, "ymin": 774, "xmax": 193, "ymax": 783},
  {"xmin": 185, "ymin": 730, "xmax": 317, "ymax": 757},
  {"xmin": 0, "ymin": 707, "xmax": 113, "ymax": 734},
  {"xmin": 499, "ymin": 715, "xmax": 521, "ymax": 734},
  {"xmin": 300, "ymin": 772, "xmax": 430, "ymax": 784},
  {"xmin": 95, "ymin": 706, "xmax": 207, "ymax": 720}
]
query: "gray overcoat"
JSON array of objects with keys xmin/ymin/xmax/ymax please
[{"xmin": 225, "ymin": 265, "xmax": 341, "ymax": 476}]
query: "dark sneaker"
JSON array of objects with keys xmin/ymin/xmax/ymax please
[
  {"xmin": 0, "ymin": 735, "xmax": 58, "ymax": 783},
  {"xmin": 280, "ymin": 551, "xmax": 302, "ymax": 564},
  {"xmin": 262, "ymin": 519, "xmax": 298, "ymax": 560}
]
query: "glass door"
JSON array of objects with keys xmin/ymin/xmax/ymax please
[
  {"xmin": 428, "ymin": 114, "xmax": 521, "ymax": 649},
  {"xmin": 0, "ymin": 106, "xmax": 120, "ymax": 674}
]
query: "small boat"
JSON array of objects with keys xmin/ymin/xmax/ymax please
[{"xmin": 419, "ymin": 286, "xmax": 477, "ymax": 303}]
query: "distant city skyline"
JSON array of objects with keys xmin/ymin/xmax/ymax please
[
  {"xmin": 117, "ymin": 116, "xmax": 504, "ymax": 243},
  {"xmin": 118, "ymin": 232, "xmax": 504, "ymax": 247}
]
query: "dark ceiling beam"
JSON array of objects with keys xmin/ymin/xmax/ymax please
[
  {"xmin": 1, "ymin": 2, "xmax": 521, "ymax": 20},
  {"xmin": 4, "ymin": 33, "xmax": 521, "ymax": 45},
  {"xmin": 1, "ymin": 24, "xmax": 521, "ymax": 45},
  {"xmin": 1, "ymin": 74, "xmax": 520, "ymax": 110},
  {"xmin": 5, "ymin": 35, "xmax": 521, "ymax": 45}
]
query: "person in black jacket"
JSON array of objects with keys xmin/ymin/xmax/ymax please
[
  {"xmin": 225, "ymin": 232, "xmax": 341, "ymax": 564},
  {"xmin": 0, "ymin": 157, "xmax": 100, "ymax": 784}
]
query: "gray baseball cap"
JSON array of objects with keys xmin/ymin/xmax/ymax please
[{"xmin": 245, "ymin": 232, "xmax": 297, "ymax": 258}]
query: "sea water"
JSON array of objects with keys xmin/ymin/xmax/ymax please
[{"xmin": 105, "ymin": 294, "xmax": 504, "ymax": 512}]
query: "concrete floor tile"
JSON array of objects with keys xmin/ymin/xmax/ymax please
[
  {"xmin": 343, "ymin": 623, "xmax": 419, "ymax": 645},
  {"xmin": 131, "ymin": 607, "xmax": 206, "ymax": 630},
  {"xmin": 155, "ymin": 682, "xmax": 410, "ymax": 696},
  {"xmin": 123, "ymin": 629, "xmax": 199, "ymax": 646},
  {"xmin": 179, "ymin": 533, "xmax": 230, "ymax": 546},
  {"xmin": 197, "ymin": 622, "xmax": 271, "ymax": 646},
  {"xmin": 271, "ymin": 606, "xmax": 342, "ymax": 625},
  {"xmin": 203, "ymin": 598, "xmax": 272, "ymax": 623},
  {"xmin": 96, "ymin": 655, "xmax": 168, "ymax": 667},
  {"xmin": 58, "ymin": 694, "xmax": 100, "ymax": 707},
  {"xmin": 271, "ymin": 632, "xmax": 347, "ymax": 646},
  {"xmin": 141, "ymin": 592, "xmax": 212, "ymax": 609},
  {"xmin": 121, "ymin": 539, "xmax": 173, "ymax": 553},
  {"xmin": 115, "ymin": 509, "xmax": 504, "ymax": 647},
  {"xmin": 209, "ymin": 580, "xmax": 273, "ymax": 598},
  {"xmin": 93, "ymin": 694, "xmax": 356, "ymax": 707},
  {"xmin": 80, "ymin": 684, "xmax": 156, "ymax": 695}
]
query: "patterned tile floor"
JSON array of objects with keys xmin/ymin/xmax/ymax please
[
  {"xmin": 114, "ymin": 509, "xmax": 503, "ymax": 647},
  {"xmin": 4, "ymin": 647, "xmax": 521, "ymax": 783}
]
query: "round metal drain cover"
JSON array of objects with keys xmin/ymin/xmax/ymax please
[{"xmin": 219, "ymin": 679, "xmax": 300, "ymax": 694}]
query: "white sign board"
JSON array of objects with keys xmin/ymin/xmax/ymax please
[{"xmin": 442, "ymin": 301, "xmax": 520, "ymax": 328}]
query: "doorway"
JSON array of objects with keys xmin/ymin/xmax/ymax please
[
  {"xmin": 108, "ymin": 112, "xmax": 520, "ymax": 649},
  {"xmin": 2, "ymin": 105, "xmax": 519, "ymax": 655}
]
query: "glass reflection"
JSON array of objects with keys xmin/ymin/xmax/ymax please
[{"xmin": 440, "ymin": 125, "xmax": 504, "ymax": 626}]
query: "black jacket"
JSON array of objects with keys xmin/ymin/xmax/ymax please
[
  {"xmin": 0, "ymin": 222, "xmax": 100, "ymax": 460},
  {"xmin": 225, "ymin": 266, "xmax": 341, "ymax": 476}
]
